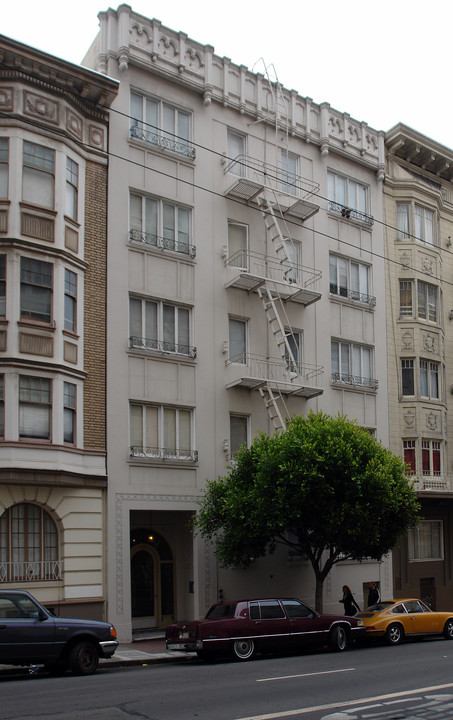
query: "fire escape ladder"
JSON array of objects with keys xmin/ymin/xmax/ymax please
[
  {"xmin": 257, "ymin": 285, "xmax": 298, "ymax": 374},
  {"xmin": 259, "ymin": 196, "xmax": 289, "ymax": 263},
  {"xmin": 259, "ymin": 384, "xmax": 288, "ymax": 432}
]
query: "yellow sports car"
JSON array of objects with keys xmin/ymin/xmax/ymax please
[{"xmin": 357, "ymin": 599, "xmax": 453, "ymax": 645}]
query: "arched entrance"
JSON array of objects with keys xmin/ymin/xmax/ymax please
[{"xmin": 130, "ymin": 528, "xmax": 174, "ymax": 630}]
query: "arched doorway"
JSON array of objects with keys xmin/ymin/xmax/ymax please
[{"xmin": 130, "ymin": 528, "xmax": 174, "ymax": 630}]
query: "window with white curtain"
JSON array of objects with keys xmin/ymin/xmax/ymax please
[
  {"xmin": 130, "ymin": 403, "xmax": 194, "ymax": 460},
  {"xmin": 22, "ymin": 141, "xmax": 54, "ymax": 209},
  {"xmin": 285, "ymin": 329, "xmax": 302, "ymax": 373},
  {"xmin": 397, "ymin": 204, "xmax": 410, "ymax": 239},
  {"xmin": 129, "ymin": 193, "xmax": 192, "ymax": 255},
  {"xmin": 227, "ymin": 130, "xmax": 246, "ymax": 177},
  {"xmin": 129, "ymin": 296, "xmax": 192, "ymax": 356},
  {"xmin": 327, "ymin": 171, "xmax": 367, "ymax": 213},
  {"xmin": 227, "ymin": 222, "xmax": 248, "ymax": 268},
  {"xmin": 408, "ymin": 520, "xmax": 443, "ymax": 560},
  {"xmin": 230, "ymin": 414, "xmax": 249, "ymax": 457},
  {"xmin": 0, "ymin": 503, "xmax": 60, "ymax": 582},
  {"xmin": 420, "ymin": 360, "xmax": 439, "ymax": 399},
  {"xmin": 63, "ymin": 382, "xmax": 76, "ymax": 444},
  {"xmin": 329, "ymin": 254, "xmax": 371, "ymax": 302},
  {"xmin": 397, "ymin": 202, "xmax": 436, "ymax": 245},
  {"xmin": 229, "ymin": 317, "xmax": 247, "ymax": 364},
  {"xmin": 331, "ymin": 340, "xmax": 375, "ymax": 388},
  {"xmin": 0, "ymin": 137, "xmax": 8, "ymax": 199},
  {"xmin": 280, "ymin": 150, "xmax": 298, "ymax": 195},
  {"xmin": 130, "ymin": 91, "xmax": 193, "ymax": 157},
  {"xmin": 19, "ymin": 376, "xmax": 51, "ymax": 440},
  {"xmin": 20, "ymin": 258, "xmax": 52, "ymax": 324},
  {"xmin": 283, "ymin": 239, "xmax": 301, "ymax": 284}
]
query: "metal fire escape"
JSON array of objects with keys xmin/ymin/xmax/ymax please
[{"xmin": 224, "ymin": 64, "xmax": 323, "ymax": 431}]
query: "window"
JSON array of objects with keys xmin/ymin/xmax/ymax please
[
  {"xmin": 401, "ymin": 359, "xmax": 414, "ymax": 396},
  {"xmin": 403, "ymin": 440, "xmax": 416, "ymax": 475},
  {"xmin": 331, "ymin": 340, "xmax": 375, "ymax": 388},
  {"xmin": 0, "ymin": 375, "xmax": 3, "ymax": 438},
  {"xmin": 285, "ymin": 330, "xmax": 302, "ymax": 373},
  {"xmin": 65, "ymin": 158, "xmax": 78, "ymax": 220},
  {"xmin": 418, "ymin": 281, "xmax": 437, "ymax": 322},
  {"xmin": 227, "ymin": 130, "xmax": 246, "ymax": 177},
  {"xmin": 20, "ymin": 258, "xmax": 52, "ymax": 323},
  {"xmin": 420, "ymin": 360, "xmax": 439, "ymax": 399},
  {"xmin": 129, "ymin": 403, "xmax": 195, "ymax": 460},
  {"xmin": 328, "ymin": 171, "xmax": 367, "ymax": 214},
  {"xmin": 280, "ymin": 150, "xmax": 298, "ymax": 195},
  {"xmin": 408, "ymin": 520, "xmax": 443, "ymax": 560},
  {"xmin": 230, "ymin": 414, "xmax": 248, "ymax": 457},
  {"xmin": 399, "ymin": 280, "xmax": 438, "ymax": 322},
  {"xmin": 63, "ymin": 382, "xmax": 76, "ymax": 444},
  {"xmin": 129, "ymin": 297, "xmax": 193, "ymax": 357},
  {"xmin": 422, "ymin": 440, "xmax": 441, "ymax": 476},
  {"xmin": 130, "ymin": 92, "xmax": 193, "ymax": 158},
  {"xmin": 229, "ymin": 318, "xmax": 247, "ymax": 364},
  {"xmin": 329, "ymin": 255, "xmax": 372, "ymax": 304},
  {"xmin": 0, "ymin": 503, "xmax": 60, "ymax": 582},
  {"xmin": 0, "ymin": 137, "xmax": 8, "ymax": 198},
  {"xmin": 64, "ymin": 269, "xmax": 77, "ymax": 332},
  {"xmin": 227, "ymin": 222, "xmax": 248, "ymax": 268},
  {"xmin": 129, "ymin": 194, "xmax": 193, "ymax": 256},
  {"xmin": 398, "ymin": 202, "xmax": 435, "ymax": 244},
  {"xmin": 283, "ymin": 239, "xmax": 301, "ymax": 284},
  {"xmin": 0, "ymin": 255, "xmax": 5, "ymax": 317},
  {"xmin": 22, "ymin": 141, "xmax": 54, "ymax": 209},
  {"xmin": 19, "ymin": 376, "xmax": 51, "ymax": 440}
]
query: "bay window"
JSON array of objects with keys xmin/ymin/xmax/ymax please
[
  {"xmin": 20, "ymin": 258, "xmax": 52, "ymax": 323},
  {"xmin": 64, "ymin": 269, "xmax": 77, "ymax": 332},
  {"xmin": 0, "ymin": 137, "xmax": 8, "ymax": 198},
  {"xmin": 19, "ymin": 376, "xmax": 51, "ymax": 440},
  {"xmin": 403, "ymin": 440, "xmax": 416, "ymax": 475},
  {"xmin": 63, "ymin": 382, "xmax": 76, "ymax": 444},
  {"xmin": 22, "ymin": 141, "xmax": 54, "ymax": 209},
  {"xmin": 401, "ymin": 359, "xmax": 414, "ymax": 396},
  {"xmin": 422, "ymin": 440, "xmax": 441, "ymax": 476},
  {"xmin": 397, "ymin": 202, "xmax": 435, "ymax": 244},
  {"xmin": 65, "ymin": 157, "xmax": 78, "ymax": 221},
  {"xmin": 420, "ymin": 360, "xmax": 439, "ymax": 399},
  {"xmin": 399, "ymin": 280, "xmax": 438, "ymax": 322}
]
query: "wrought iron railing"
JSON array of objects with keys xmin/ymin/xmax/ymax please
[
  {"xmin": 130, "ymin": 446, "xmax": 198, "ymax": 461},
  {"xmin": 226, "ymin": 353, "xmax": 323, "ymax": 384},
  {"xmin": 411, "ymin": 475, "xmax": 453, "ymax": 492},
  {"xmin": 331, "ymin": 372, "xmax": 378, "ymax": 390},
  {"xmin": 328, "ymin": 200, "xmax": 374, "ymax": 227},
  {"xmin": 129, "ymin": 229, "xmax": 196, "ymax": 258},
  {"xmin": 129, "ymin": 336, "xmax": 197, "ymax": 358},
  {"xmin": 0, "ymin": 560, "xmax": 62, "ymax": 583},
  {"xmin": 130, "ymin": 124, "xmax": 196, "ymax": 159},
  {"xmin": 329, "ymin": 283, "xmax": 376, "ymax": 307}
]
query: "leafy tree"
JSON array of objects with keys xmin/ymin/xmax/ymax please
[{"xmin": 195, "ymin": 411, "xmax": 420, "ymax": 612}]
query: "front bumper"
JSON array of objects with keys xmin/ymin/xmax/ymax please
[{"xmin": 99, "ymin": 640, "xmax": 119, "ymax": 657}]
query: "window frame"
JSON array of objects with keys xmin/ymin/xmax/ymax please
[
  {"xmin": 0, "ymin": 137, "xmax": 8, "ymax": 199},
  {"xmin": 397, "ymin": 201, "xmax": 436, "ymax": 245},
  {"xmin": 22, "ymin": 140, "xmax": 55, "ymax": 210},
  {"xmin": 0, "ymin": 374, "xmax": 4, "ymax": 439},
  {"xmin": 280, "ymin": 149, "xmax": 298, "ymax": 196},
  {"xmin": 227, "ymin": 130, "xmax": 246, "ymax": 177},
  {"xmin": 129, "ymin": 296, "xmax": 194, "ymax": 358},
  {"xmin": 64, "ymin": 268, "xmax": 77, "ymax": 333},
  {"xmin": 63, "ymin": 382, "xmax": 76, "ymax": 445},
  {"xmin": 327, "ymin": 170, "xmax": 368, "ymax": 215},
  {"xmin": 129, "ymin": 403, "xmax": 196, "ymax": 461},
  {"xmin": 401, "ymin": 359, "xmax": 415, "ymax": 397},
  {"xmin": 403, "ymin": 439, "xmax": 416, "ymax": 475},
  {"xmin": 329, "ymin": 254, "xmax": 373, "ymax": 305},
  {"xmin": 65, "ymin": 157, "xmax": 79, "ymax": 221},
  {"xmin": 228, "ymin": 317, "xmax": 247, "ymax": 365},
  {"xmin": 399, "ymin": 280, "xmax": 438, "ymax": 323},
  {"xmin": 420, "ymin": 359, "xmax": 439, "ymax": 400},
  {"xmin": 19, "ymin": 376, "xmax": 51, "ymax": 441},
  {"xmin": 331, "ymin": 339, "xmax": 376, "ymax": 389},
  {"xmin": 227, "ymin": 221, "xmax": 249, "ymax": 269},
  {"xmin": 230, "ymin": 414, "xmax": 249, "ymax": 458},
  {"xmin": 129, "ymin": 193, "xmax": 194, "ymax": 257},
  {"xmin": 20, "ymin": 257, "xmax": 53, "ymax": 325},
  {"xmin": 0, "ymin": 255, "xmax": 5, "ymax": 318},
  {"xmin": 0, "ymin": 503, "xmax": 60, "ymax": 582},
  {"xmin": 408, "ymin": 520, "xmax": 443, "ymax": 561},
  {"xmin": 130, "ymin": 91, "xmax": 194, "ymax": 158}
]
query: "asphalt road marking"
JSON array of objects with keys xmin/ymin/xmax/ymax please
[
  {"xmin": 233, "ymin": 682, "xmax": 453, "ymax": 720},
  {"xmin": 257, "ymin": 668, "xmax": 356, "ymax": 682}
]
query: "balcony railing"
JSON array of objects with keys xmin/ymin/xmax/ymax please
[
  {"xmin": 225, "ymin": 250, "xmax": 322, "ymax": 305},
  {"xmin": 130, "ymin": 124, "xmax": 196, "ymax": 159},
  {"xmin": 130, "ymin": 446, "xmax": 198, "ymax": 462},
  {"xmin": 223, "ymin": 154, "xmax": 320, "ymax": 219},
  {"xmin": 328, "ymin": 200, "xmax": 374, "ymax": 227},
  {"xmin": 0, "ymin": 560, "xmax": 62, "ymax": 583},
  {"xmin": 129, "ymin": 229, "xmax": 196, "ymax": 258},
  {"xmin": 329, "ymin": 283, "xmax": 376, "ymax": 308},
  {"xmin": 129, "ymin": 336, "xmax": 197, "ymax": 358},
  {"xmin": 331, "ymin": 372, "xmax": 378, "ymax": 390},
  {"xmin": 226, "ymin": 353, "xmax": 323, "ymax": 398},
  {"xmin": 411, "ymin": 474, "xmax": 453, "ymax": 492}
]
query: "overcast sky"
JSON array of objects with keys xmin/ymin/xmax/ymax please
[{"xmin": 2, "ymin": 1, "xmax": 451, "ymax": 150}]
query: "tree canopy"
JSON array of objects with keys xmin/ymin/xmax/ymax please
[{"xmin": 195, "ymin": 411, "xmax": 421, "ymax": 611}]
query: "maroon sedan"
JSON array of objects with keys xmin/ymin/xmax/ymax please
[{"xmin": 165, "ymin": 597, "xmax": 365, "ymax": 661}]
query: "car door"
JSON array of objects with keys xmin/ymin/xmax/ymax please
[
  {"xmin": 281, "ymin": 599, "xmax": 323, "ymax": 649},
  {"xmin": 249, "ymin": 600, "xmax": 290, "ymax": 653},
  {"xmin": 403, "ymin": 600, "xmax": 440, "ymax": 635},
  {"xmin": 0, "ymin": 594, "xmax": 56, "ymax": 662}
]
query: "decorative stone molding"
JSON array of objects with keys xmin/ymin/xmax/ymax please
[
  {"xmin": 21, "ymin": 212, "xmax": 54, "ymax": 242},
  {"xmin": 401, "ymin": 330, "xmax": 414, "ymax": 351},
  {"xmin": 23, "ymin": 90, "xmax": 58, "ymax": 124},
  {"xmin": 88, "ymin": 124, "xmax": 104, "ymax": 150},
  {"xmin": 425, "ymin": 411, "xmax": 439, "ymax": 431},
  {"xmin": 19, "ymin": 332, "xmax": 53, "ymax": 357},
  {"xmin": 65, "ymin": 225, "xmax": 78, "ymax": 253},
  {"xmin": 0, "ymin": 87, "xmax": 13, "ymax": 112},
  {"xmin": 403, "ymin": 408, "xmax": 416, "ymax": 429},
  {"xmin": 66, "ymin": 109, "xmax": 83, "ymax": 140},
  {"xmin": 399, "ymin": 250, "xmax": 411, "ymax": 268},
  {"xmin": 422, "ymin": 333, "xmax": 436, "ymax": 353},
  {"xmin": 420, "ymin": 255, "xmax": 434, "ymax": 275},
  {"xmin": 64, "ymin": 341, "xmax": 78, "ymax": 364}
]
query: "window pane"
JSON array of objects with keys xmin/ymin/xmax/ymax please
[
  {"xmin": 430, "ymin": 363, "xmax": 439, "ymax": 399},
  {"xmin": 402, "ymin": 360, "xmax": 414, "ymax": 396},
  {"xmin": 420, "ymin": 361, "xmax": 428, "ymax": 396},
  {"xmin": 177, "ymin": 208, "xmax": 190, "ymax": 247},
  {"xmin": 164, "ymin": 408, "xmax": 176, "ymax": 450},
  {"xmin": 228, "ymin": 223, "xmax": 248, "ymax": 267},
  {"xmin": 397, "ymin": 204, "xmax": 410, "ymax": 239},
  {"xmin": 145, "ymin": 406, "xmax": 158, "ymax": 448},
  {"xmin": 144, "ymin": 301, "xmax": 157, "ymax": 343},
  {"xmin": 144, "ymin": 198, "xmax": 157, "ymax": 239},
  {"xmin": 227, "ymin": 131, "xmax": 245, "ymax": 177},
  {"xmin": 163, "ymin": 305, "xmax": 175, "ymax": 346},
  {"xmin": 130, "ymin": 405, "xmax": 143, "ymax": 447},
  {"xmin": 0, "ymin": 137, "xmax": 8, "ymax": 198},
  {"xmin": 400, "ymin": 281, "xmax": 412, "ymax": 316},
  {"xmin": 179, "ymin": 410, "xmax": 191, "ymax": 451},
  {"xmin": 229, "ymin": 319, "xmax": 246, "ymax": 363},
  {"xmin": 129, "ymin": 298, "xmax": 142, "ymax": 339},
  {"xmin": 177, "ymin": 308, "xmax": 190, "ymax": 349},
  {"xmin": 230, "ymin": 415, "xmax": 247, "ymax": 456},
  {"xmin": 331, "ymin": 341, "xmax": 339, "ymax": 374},
  {"xmin": 163, "ymin": 204, "xmax": 175, "ymax": 245}
]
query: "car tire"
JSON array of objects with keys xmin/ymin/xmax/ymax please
[
  {"xmin": 232, "ymin": 638, "xmax": 255, "ymax": 661},
  {"xmin": 385, "ymin": 623, "xmax": 404, "ymax": 645},
  {"xmin": 329, "ymin": 625, "xmax": 347, "ymax": 652},
  {"xmin": 68, "ymin": 641, "xmax": 99, "ymax": 675},
  {"xmin": 443, "ymin": 619, "xmax": 453, "ymax": 639}
]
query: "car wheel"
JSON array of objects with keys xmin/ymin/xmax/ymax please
[
  {"xmin": 443, "ymin": 619, "xmax": 453, "ymax": 639},
  {"xmin": 385, "ymin": 623, "xmax": 404, "ymax": 645},
  {"xmin": 68, "ymin": 641, "xmax": 99, "ymax": 675},
  {"xmin": 329, "ymin": 625, "xmax": 347, "ymax": 651},
  {"xmin": 232, "ymin": 638, "xmax": 255, "ymax": 660}
]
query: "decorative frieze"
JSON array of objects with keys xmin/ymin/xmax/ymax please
[
  {"xmin": 66, "ymin": 108, "xmax": 83, "ymax": 140},
  {"xmin": 23, "ymin": 90, "xmax": 58, "ymax": 124},
  {"xmin": 403, "ymin": 407, "xmax": 416, "ymax": 431},
  {"xmin": 401, "ymin": 329, "xmax": 414, "ymax": 351},
  {"xmin": 0, "ymin": 87, "xmax": 13, "ymax": 112}
]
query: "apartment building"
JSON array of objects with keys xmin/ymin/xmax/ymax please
[
  {"xmin": 384, "ymin": 124, "xmax": 453, "ymax": 609},
  {"xmin": 0, "ymin": 35, "xmax": 118, "ymax": 618},
  {"xmin": 85, "ymin": 4, "xmax": 389, "ymax": 641}
]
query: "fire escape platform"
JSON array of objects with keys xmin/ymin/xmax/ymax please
[
  {"xmin": 226, "ymin": 375, "xmax": 323, "ymax": 398},
  {"xmin": 224, "ymin": 177, "xmax": 265, "ymax": 202},
  {"xmin": 225, "ymin": 273, "xmax": 321, "ymax": 306},
  {"xmin": 283, "ymin": 198, "xmax": 319, "ymax": 221}
]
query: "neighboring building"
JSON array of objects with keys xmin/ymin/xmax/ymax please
[
  {"xmin": 85, "ymin": 5, "xmax": 389, "ymax": 641},
  {"xmin": 0, "ymin": 35, "xmax": 118, "ymax": 617},
  {"xmin": 384, "ymin": 124, "xmax": 453, "ymax": 610}
]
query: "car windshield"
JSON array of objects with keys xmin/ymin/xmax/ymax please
[
  {"xmin": 366, "ymin": 602, "xmax": 395, "ymax": 612},
  {"xmin": 205, "ymin": 603, "xmax": 237, "ymax": 619}
]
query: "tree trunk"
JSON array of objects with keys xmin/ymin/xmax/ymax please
[{"xmin": 314, "ymin": 573, "xmax": 324, "ymax": 613}]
